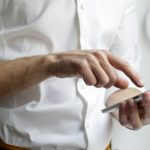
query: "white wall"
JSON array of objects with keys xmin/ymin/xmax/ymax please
[
  {"xmin": 111, "ymin": 0, "xmax": 150, "ymax": 150},
  {"xmin": 138, "ymin": 1, "xmax": 150, "ymax": 90}
]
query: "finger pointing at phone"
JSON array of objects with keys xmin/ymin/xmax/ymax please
[{"xmin": 48, "ymin": 50, "xmax": 144, "ymax": 89}]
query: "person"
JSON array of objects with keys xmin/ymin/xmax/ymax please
[{"xmin": 0, "ymin": 0, "xmax": 150, "ymax": 150}]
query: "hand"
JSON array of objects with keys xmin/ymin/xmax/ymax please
[
  {"xmin": 48, "ymin": 50, "xmax": 143, "ymax": 88},
  {"xmin": 119, "ymin": 92, "xmax": 150, "ymax": 130}
]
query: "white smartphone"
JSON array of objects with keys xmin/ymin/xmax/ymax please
[{"xmin": 101, "ymin": 90, "xmax": 150, "ymax": 113}]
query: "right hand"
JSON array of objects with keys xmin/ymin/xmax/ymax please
[{"xmin": 47, "ymin": 50, "xmax": 144, "ymax": 89}]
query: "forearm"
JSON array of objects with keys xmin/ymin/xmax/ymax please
[
  {"xmin": 0, "ymin": 55, "xmax": 55, "ymax": 97},
  {"xmin": 0, "ymin": 49, "xmax": 143, "ymax": 99}
]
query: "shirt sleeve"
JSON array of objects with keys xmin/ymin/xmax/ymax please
[{"xmin": 105, "ymin": 0, "xmax": 144, "ymax": 102}]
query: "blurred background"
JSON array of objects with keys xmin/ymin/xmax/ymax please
[{"xmin": 111, "ymin": 0, "xmax": 150, "ymax": 149}]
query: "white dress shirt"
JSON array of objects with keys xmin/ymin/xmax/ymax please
[{"xmin": 0, "ymin": 0, "xmax": 140, "ymax": 150}]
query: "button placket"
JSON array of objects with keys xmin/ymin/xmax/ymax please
[
  {"xmin": 76, "ymin": 0, "xmax": 91, "ymax": 146},
  {"xmin": 76, "ymin": 0, "xmax": 88, "ymax": 50},
  {"xmin": 80, "ymin": 0, "xmax": 87, "ymax": 10},
  {"xmin": 86, "ymin": 122, "xmax": 90, "ymax": 129}
]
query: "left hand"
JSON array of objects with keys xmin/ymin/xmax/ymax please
[{"xmin": 119, "ymin": 91, "xmax": 150, "ymax": 130}]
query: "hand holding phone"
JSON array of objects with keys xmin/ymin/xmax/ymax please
[{"xmin": 102, "ymin": 88, "xmax": 149, "ymax": 113}]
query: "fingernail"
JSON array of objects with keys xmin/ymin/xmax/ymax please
[
  {"xmin": 133, "ymin": 127, "xmax": 141, "ymax": 130},
  {"xmin": 121, "ymin": 121, "xmax": 129, "ymax": 126},
  {"xmin": 138, "ymin": 79, "xmax": 144, "ymax": 87}
]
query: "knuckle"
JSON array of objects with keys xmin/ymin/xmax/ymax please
[
  {"xmin": 92, "ymin": 50, "xmax": 100, "ymax": 56},
  {"xmin": 78, "ymin": 66, "xmax": 88, "ymax": 76},
  {"xmin": 120, "ymin": 120, "xmax": 128, "ymax": 126},
  {"xmin": 122, "ymin": 60, "xmax": 130, "ymax": 68},
  {"xmin": 104, "ymin": 82, "xmax": 113, "ymax": 89},
  {"xmin": 101, "ymin": 77, "xmax": 110, "ymax": 85},
  {"xmin": 95, "ymin": 78, "xmax": 109, "ymax": 88},
  {"xmin": 85, "ymin": 78, "xmax": 97, "ymax": 86},
  {"xmin": 119, "ymin": 116, "xmax": 128, "ymax": 126},
  {"xmin": 132, "ymin": 124, "xmax": 142, "ymax": 130},
  {"xmin": 80, "ymin": 59, "xmax": 88, "ymax": 68},
  {"xmin": 86, "ymin": 53, "xmax": 96, "ymax": 62},
  {"xmin": 92, "ymin": 50, "xmax": 106, "ymax": 58},
  {"xmin": 95, "ymin": 83, "xmax": 103, "ymax": 88},
  {"xmin": 84, "ymin": 80, "xmax": 92, "ymax": 86},
  {"xmin": 98, "ymin": 51, "xmax": 106, "ymax": 58},
  {"xmin": 104, "ymin": 84, "xmax": 111, "ymax": 89},
  {"xmin": 91, "ymin": 79, "xmax": 97, "ymax": 85},
  {"xmin": 110, "ymin": 75, "xmax": 117, "ymax": 84}
]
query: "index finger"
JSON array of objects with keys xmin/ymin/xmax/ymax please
[{"xmin": 106, "ymin": 52, "xmax": 144, "ymax": 87}]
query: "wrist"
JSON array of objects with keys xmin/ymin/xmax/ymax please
[{"xmin": 44, "ymin": 54, "xmax": 58, "ymax": 77}]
